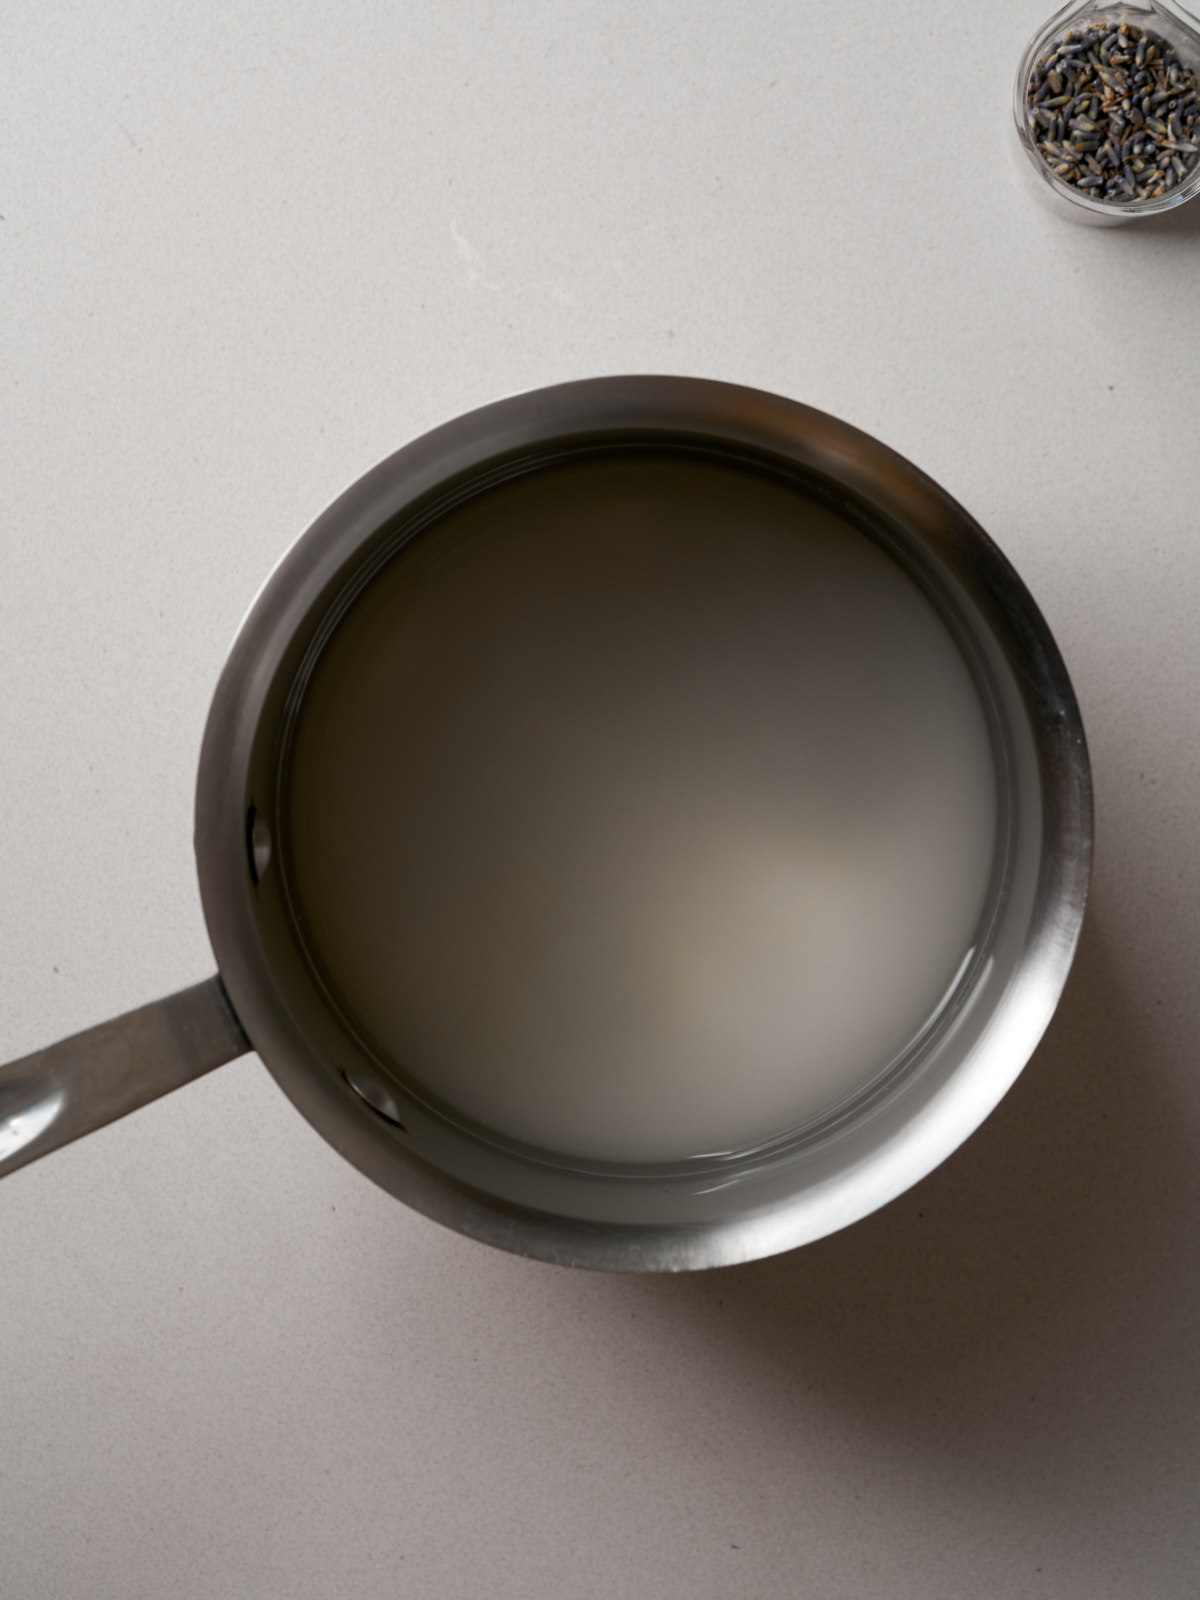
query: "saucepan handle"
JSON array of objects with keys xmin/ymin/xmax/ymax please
[{"xmin": 0, "ymin": 976, "xmax": 250, "ymax": 1181}]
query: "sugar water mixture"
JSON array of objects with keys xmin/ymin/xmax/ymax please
[{"xmin": 285, "ymin": 454, "xmax": 997, "ymax": 1163}]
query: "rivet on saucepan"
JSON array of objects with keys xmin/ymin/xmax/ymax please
[
  {"xmin": 246, "ymin": 804, "xmax": 272, "ymax": 884},
  {"xmin": 340, "ymin": 1067, "xmax": 407, "ymax": 1130}
]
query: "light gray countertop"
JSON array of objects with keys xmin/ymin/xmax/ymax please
[{"xmin": 4, "ymin": 3, "xmax": 1199, "ymax": 1595}]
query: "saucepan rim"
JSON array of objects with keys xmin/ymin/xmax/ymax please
[{"xmin": 193, "ymin": 375, "xmax": 1092, "ymax": 1271}]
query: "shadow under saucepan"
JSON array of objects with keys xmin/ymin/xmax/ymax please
[
  {"xmin": 610, "ymin": 901, "xmax": 1200, "ymax": 1514},
  {"xmin": 1132, "ymin": 194, "xmax": 1200, "ymax": 235}
]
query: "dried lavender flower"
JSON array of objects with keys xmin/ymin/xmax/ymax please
[{"xmin": 1026, "ymin": 18, "xmax": 1199, "ymax": 202}]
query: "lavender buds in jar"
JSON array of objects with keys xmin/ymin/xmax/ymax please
[{"xmin": 1015, "ymin": 3, "xmax": 1200, "ymax": 219}]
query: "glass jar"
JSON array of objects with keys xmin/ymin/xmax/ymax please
[{"xmin": 1014, "ymin": 1, "xmax": 1200, "ymax": 221}]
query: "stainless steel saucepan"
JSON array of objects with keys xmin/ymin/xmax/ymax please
[{"xmin": 0, "ymin": 377, "xmax": 1092, "ymax": 1270}]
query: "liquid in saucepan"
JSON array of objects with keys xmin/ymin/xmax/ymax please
[{"xmin": 285, "ymin": 454, "xmax": 997, "ymax": 1163}]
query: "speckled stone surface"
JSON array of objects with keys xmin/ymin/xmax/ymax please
[{"xmin": 3, "ymin": 3, "xmax": 1200, "ymax": 1595}]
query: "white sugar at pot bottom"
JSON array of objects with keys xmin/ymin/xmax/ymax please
[{"xmin": 285, "ymin": 454, "xmax": 998, "ymax": 1164}]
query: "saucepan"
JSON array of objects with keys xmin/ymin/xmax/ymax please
[{"xmin": 0, "ymin": 377, "xmax": 1092, "ymax": 1270}]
